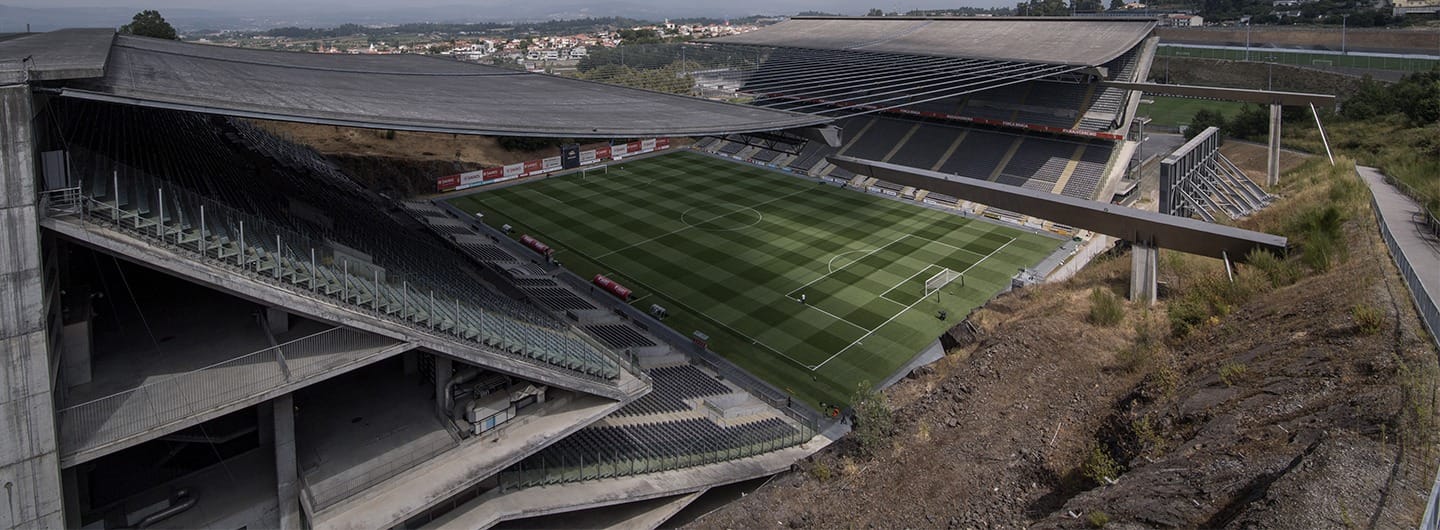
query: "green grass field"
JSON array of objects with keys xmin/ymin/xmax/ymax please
[
  {"xmin": 1140, "ymin": 95, "xmax": 1248, "ymax": 129},
  {"xmin": 450, "ymin": 151, "xmax": 1061, "ymax": 409}
]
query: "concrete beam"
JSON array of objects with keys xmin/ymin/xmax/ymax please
[{"xmin": 827, "ymin": 155, "xmax": 1287, "ymax": 261}]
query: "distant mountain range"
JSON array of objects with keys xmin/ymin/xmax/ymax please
[{"xmin": 0, "ymin": 2, "xmax": 869, "ymax": 33}]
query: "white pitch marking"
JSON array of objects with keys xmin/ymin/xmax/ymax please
[{"xmin": 810, "ymin": 236, "xmax": 1017, "ymax": 372}]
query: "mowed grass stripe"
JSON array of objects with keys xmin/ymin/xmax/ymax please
[{"xmin": 453, "ymin": 151, "xmax": 1061, "ymax": 408}]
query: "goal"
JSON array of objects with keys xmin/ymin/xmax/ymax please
[
  {"xmin": 923, "ymin": 267, "xmax": 962, "ymax": 299},
  {"xmin": 580, "ymin": 165, "xmax": 610, "ymax": 179}
]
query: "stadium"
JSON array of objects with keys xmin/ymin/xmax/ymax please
[{"xmin": 0, "ymin": 16, "xmax": 1307, "ymax": 530}]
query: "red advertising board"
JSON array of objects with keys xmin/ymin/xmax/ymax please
[
  {"xmin": 592, "ymin": 274, "xmax": 632, "ymax": 301},
  {"xmin": 518, "ymin": 234, "xmax": 552, "ymax": 256},
  {"xmin": 435, "ymin": 138, "xmax": 675, "ymax": 191}
]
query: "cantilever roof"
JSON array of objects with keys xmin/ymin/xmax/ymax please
[
  {"xmin": 706, "ymin": 16, "xmax": 1157, "ymax": 67},
  {"xmin": 0, "ymin": 28, "xmax": 114, "ymax": 84},
  {"xmin": 38, "ymin": 34, "xmax": 829, "ymax": 137}
]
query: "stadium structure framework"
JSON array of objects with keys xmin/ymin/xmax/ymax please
[{"xmin": 0, "ymin": 16, "xmax": 1294, "ymax": 530}]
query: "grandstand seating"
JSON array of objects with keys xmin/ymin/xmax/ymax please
[
  {"xmin": 613, "ymin": 365, "xmax": 728, "ymax": 416},
  {"xmin": 502, "ymin": 415, "xmax": 809, "ymax": 489},
  {"xmin": 584, "ymin": 324, "xmax": 658, "ymax": 350},
  {"xmin": 49, "ymin": 100, "xmax": 622, "ymax": 381},
  {"xmin": 936, "ymin": 128, "xmax": 1016, "ymax": 179}
]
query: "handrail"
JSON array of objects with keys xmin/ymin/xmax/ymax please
[
  {"xmin": 56, "ymin": 190, "xmax": 623, "ymax": 385},
  {"xmin": 57, "ymin": 327, "xmax": 344, "ymax": 412}
]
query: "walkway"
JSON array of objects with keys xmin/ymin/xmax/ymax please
[{"xmin": 1356, "ymin": 166, "xmax": 1439, "ymax": 350}]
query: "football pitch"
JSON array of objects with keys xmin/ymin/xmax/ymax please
[{"xmin": 450, "ymin": 151, "xmax": 1062, "ymax": 409}]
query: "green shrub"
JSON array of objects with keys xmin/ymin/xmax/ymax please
[
  {"xmin": 1244, "ymin": 248, "xmax": 1303, "ymax": 288},
  {"xmin": 1352, "ymin": 304, "xmax": 1385, "ymax": 335},
  {"xmin": 1081, "ymin": 445, "xmax": 1120, "ymax": 485},
  {"xmin": 1219, "ymin": 362, "xmax": 1249, "ymax": 387},
  {"xmin": 1132, "ymin": 416, "xmax": 1164, "ymax": 451},
  {"xmin": 1088, "ymin": 287, "xmax": 1125, "ymax": 327},
  {"xmin": 809, "ymin": 461, "xmax": 832, "ymax": 482},
  {"xmin": 1087, "ymin": 510, "xmax": 1111, "ymax": 528},
  {"xmin": 1168, "ymin": 295, "xmax": 1211, "ymax": 338},
  {"xmin": 851, "ymin": 380, "xmax": 894, "ymax": 457}
]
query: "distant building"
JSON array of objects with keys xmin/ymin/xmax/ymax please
[
  {"xmin": 1393, "ymin": 0, "xmax": 1440, "ymax": 15},
  {"xmin": 1161, "ymin": 14, "xmax": 1205, "ymax": 26}
]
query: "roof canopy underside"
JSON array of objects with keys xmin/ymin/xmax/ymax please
[
  {"xmin": 46, "ymin": 35, "xmax": 829, "ymax": 137},
  {"xmin": 712, "ymin": 45, "xmax": 1088, "ymax": 118},
  {"xmin": 706, "ymin": 16, "xmax": 1157, "ymax": 67}
]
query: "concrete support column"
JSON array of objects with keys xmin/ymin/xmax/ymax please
[
  {"xmin": 1267, "ymin": 103, "xmax": 1282, "ymax": 187},
  {"xmin": 273, "ymin": 395, "xmax": 300, "ymax": 530},
  {"xmin": 434, "ymin": 356, "xmax": 452, "ymax": 417},
  {"xmin": 1130, "ymin": 241, "xmax": 1159, "ymax": 305},
  {"xmin": 265, "ymin": 306, "xmax": 290, "ymax": 335},
  {"xmin": 402, "ymin": 350, "xmax": 417, "ymax": 376},
  {"xmin": 0, "ymin": 84, "xmax": 65, "ymax": 530}
]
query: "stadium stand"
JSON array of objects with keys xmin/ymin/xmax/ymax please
[
  {"xmin": 49, "ymin": 100, "xmax": 621, "ymax": 380},
  {"xmin": 501, "ymin": 416, "xmax": 810, "ymax": 489},
  {"xmin": 583, "ymin": 324, "xmax": 658, "ymax": 350},
  {"xmin": 701, "ymin": 115, "xmax": 1117, "ymax": 201},
  {"xmin": 613, "ymin": 365, "xmax": 729, "ymax": 416}
]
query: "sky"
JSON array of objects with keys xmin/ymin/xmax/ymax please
[{"xmin": 0, "ymin": 0, "xmax": 1021, "ymax": 20}]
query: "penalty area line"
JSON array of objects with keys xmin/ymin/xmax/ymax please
[{"xmin": 809, "ymin": 236, "xmax": 1017, "ymax": 372}]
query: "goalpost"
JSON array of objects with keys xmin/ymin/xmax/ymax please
[
  {"xmin": 580, "ymin": 165, "xmax": 609, "ymax": 179},
  {"xmin": 923, "ymin": 267, "xmax": 963, "ymax": 300}
]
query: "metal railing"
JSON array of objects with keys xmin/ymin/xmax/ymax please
[
  {"xmin": 57, "ymin": 327, "xmax": 398, "ymax": 459},
  {"xmin": 47, "ymin": 185, "xmax": 623, "ymax": 384},
  {"xmin": 1366, "ymin": 170, "xmax": 1440, "ymax": 530},
  {"xmin": 495, "ymin": 422, "xmax": 814, "ymax": 492},
  {"xmin": 1385, "ymin": 174, "xmax": 1440, "ymax": 240}
]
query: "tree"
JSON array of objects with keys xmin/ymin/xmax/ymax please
[
  {"xmin": 866, "ymin": 8, "xmax": 885, "ymax": 16},
  {"xmin": 850, "ymin": 380, "xmax": 894, "ymax": 456},
  {"xmin": 1185, "ymin": 108, "xmax": 1227, "ymax": 139},
  {"xmin": 119, "ymin": 10, "xmax": 177, "ymax": 40},
  {"xmin": 1109, "ymin": 0, "xmax": 1126, "ymax": 9}
]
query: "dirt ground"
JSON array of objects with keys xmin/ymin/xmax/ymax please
[
  {"xmin": 686, "ymin": 158, "xmax": 1440, "ymax": 529},
  {"xmin": 1219, "ymin": 142, "xmax": 1310, "ymax": 184},
  {"xmin": 1159, "ymin": 27, "xmax": 1440, "ymax": 54},
  {"xmin": 252, "ymin": 120, "xmax": 554, "ymax": 167},
  {"xmin": 1149, "ymin": 57, "xmax": 1366, "ymax": 96}
]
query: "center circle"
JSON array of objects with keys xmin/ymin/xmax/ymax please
[{"xmin": 681, "ymin": 204, "xmax": 763, "ymax": 232}]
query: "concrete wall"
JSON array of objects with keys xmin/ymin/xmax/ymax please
[{"xmin": 0, "ymin": 84, "xmax": 64, "ymax": 528}]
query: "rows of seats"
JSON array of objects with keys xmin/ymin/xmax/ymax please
[
  {"xmin": 1061, "ymin": 145, "xmax": 1114, "ymax": 200},
  {"xmin": 697, "ymin": 114, "xmax": 1117, "ymax": 201},
  {"xmin": 996, "ymin": 138, "xmax": 1075, "ymax": 193},
  {"xmin": 583, "ymin": 324, "xmax": 657, "ymax": 350},
  {"xmin": 48, "ymin": 100, "xmax": 620, "ymax": 381},
  {"xmin": 452, "ymin": 241, "xmax": 517, "ymax": 262},
  {"xmin": 614, "ymin": 365, "xmax": 729, "ymax": 416},
  {"xmin": 750, "ymin": 149, "xmax": 781, "ymax": 163},
  {"xmin": 527, "ymin": 287, "xmax": 597, "ymax": 312},
  {"xmin": 514, "ymin": 416, "xmax": 802, "ymax": 475}
]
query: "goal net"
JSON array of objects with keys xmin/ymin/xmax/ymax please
[{"xmin": 923, "ymin": 267, "xmax": 962, "ymax": 298}]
